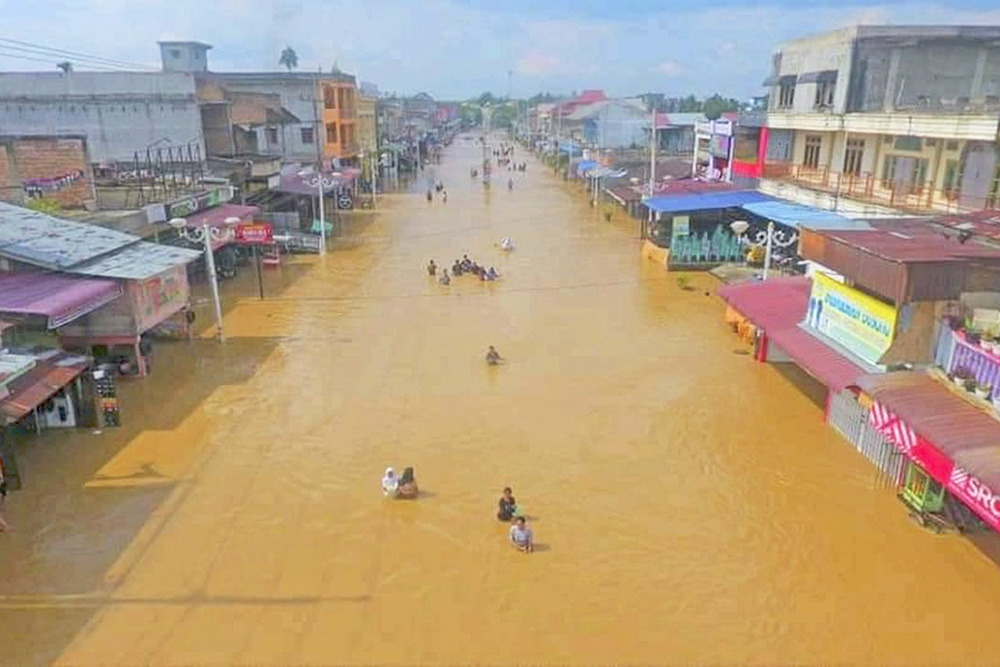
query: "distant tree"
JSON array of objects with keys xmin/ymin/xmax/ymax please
[
  {"xmin": 678, "ymin": 95, "xmax": 701, "ymax": 112},
  {"xmin": 476, "ymin": 92, "xmax": 500, "ymax": 107},
  {"xmin": 56, "ymin": 61, "xmax": 72, "ymax": 73},
  {"xmin": 279, "ymin": 46, "xmax": 299, "ymax": 71},
  {"xmin": 702, "ymin": 93, "xmax": 741, "ymax": 120}
]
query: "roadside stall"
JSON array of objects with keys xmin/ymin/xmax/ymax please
[{"xmin": 57, "ymin": 242, "xmax": 201, "ymax": 377}]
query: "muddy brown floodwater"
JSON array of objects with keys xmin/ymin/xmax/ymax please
[{"xmin": 4, "ymin": 137, "xmax": 1000, "ymax": 666}]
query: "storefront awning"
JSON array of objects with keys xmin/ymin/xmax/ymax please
[
  {"xmin": 797, "ymin": 70, "xmax": 838, "ymax": 84},
  {"xmin": 0, "ymin": 272, "xmax": 123, "ymax": 329},
  {"xmin": 859, "ymin": 371, "xmax": 1000, "ymax": 532},
  {"xmin": 184, "ymin": 204, "xmax": 260, "ymax": 229},
  {"xmin": 718, "ymin": 276, "xmax": 867, "ymax": 391},
  {"xmin": 741, "ymin": 201, "xmax": 873, "ymax": 231},
  {"xmin": 0, "ymin": 351, "xmax": 87, "ymax": 424},
  {"xmin": 645, "ymin": 190, "xmax": 773, "ymax": 214}
]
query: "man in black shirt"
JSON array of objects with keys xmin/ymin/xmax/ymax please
[{"xmin": 497, "ymin": 487, "xmax": 519, "ymax": 521}]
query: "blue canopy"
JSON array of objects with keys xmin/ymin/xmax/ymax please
[
  {"xmin": 558, "ymin": 140, "xmax": 582, "ymax": 154},
  {"xmin": 741, "ymin": 200, "xmax": 873, "ymax": 230},
  {"xmin": 644, "ymin": 190, "xmax": 773, "ymax": 214},
  {"xmin": 575, "ymin": 160, "xmax": 599, "ymax": 176}
]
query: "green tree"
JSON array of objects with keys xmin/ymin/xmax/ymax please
[
  {"xmin": 678, "ymin": 95, "xmax": 701, "ymax": 112},
  {"xmin": 56, "ymin": 61, "xmax": 72, "ymax": 73},
  {"xmin": 279, "ymin": 46, "xmax": 299, "ymax": 71},
  {"xmin": 702, "ymin": 94, "xmax": 741, "ymax": 120}
]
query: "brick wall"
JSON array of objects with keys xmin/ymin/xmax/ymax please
[{"xmin": 0, "ymin": 137, "xmax": 95, "ymax": 208}]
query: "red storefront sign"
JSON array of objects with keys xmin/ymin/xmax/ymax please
[
  {"xmin": 871, "ymin": 401, "xmax": 1000, "ymax": 532},
  {"xmin": 235, "ymin": 223, "xmax": 273, "ymax": 245}
]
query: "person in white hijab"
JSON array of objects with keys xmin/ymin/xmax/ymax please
[{"xmin": 382, "ymin": 467, "xmax": 399, "ymax": 497}]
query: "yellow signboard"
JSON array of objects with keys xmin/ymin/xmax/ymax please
[{"xmin": 805, "ymin": 272, "xmax": 898, "ymax": 366}]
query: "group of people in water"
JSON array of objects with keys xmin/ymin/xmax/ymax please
[
  {"xmin": 426, "ymin": 180, "xmax": 447, "ymax": 203},
  {"xmin": 381, "ymin": 473, "xmax": 533, "ymax": 553},
  {"xmin": 427, "ymin": 255, "xmax": 498, "ymax": 285}
]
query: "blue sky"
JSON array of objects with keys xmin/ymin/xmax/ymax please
[{"xmin": 1, "ymin": 0, "xmax": 999, "ymax": 100}]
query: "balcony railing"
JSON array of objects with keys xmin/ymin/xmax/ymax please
[{"xmin": 763, "ymin": 162, "xmax": 1000, "ymax": 214}]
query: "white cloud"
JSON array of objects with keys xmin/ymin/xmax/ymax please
[{"xmin": 654, "ymin": 61, "xmax": 684, "ymax": 77}]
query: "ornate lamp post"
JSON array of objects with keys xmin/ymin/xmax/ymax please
[
  {"xmin": 299, "ymin": 170, "xmax": 339, "ymax": 256},
  {"xmin": 168, "ymin": 215, "xmax": 239, "ymax": 342}
]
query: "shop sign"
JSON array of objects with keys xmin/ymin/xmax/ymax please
[
  {"xmin": 872, "ymin": 401, "xmax": 1000, "ymax": 532},
  {"xmin": 672, "ymin": 215, "xmax": 690, "ymax": 238},
  {"xmin": 235, "ymin": 223, "xmax": 274, "ymax": 245},
  {"xmin": 805, "ymin": 271, "xmax": 897, "ymax": 366},
  {"xmin": 132, "ymin": 266, "xmax": 189, "ymax": 333},
  {"xmin": 166, "ymin": 187, "xmax": 232, "ymax": 220}
]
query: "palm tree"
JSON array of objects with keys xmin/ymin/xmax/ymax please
[
  {"xmin": 278, "ymin": 47, "xmax": 298, "ymax": 71},
  {"xmin": 56, "ymin": 61, "xmax": 72, "ymax": 73}
]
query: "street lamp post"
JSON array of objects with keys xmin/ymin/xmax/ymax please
[
  {"xmin": 168, "ymin": 215, "xmax": 238, "ymax": 342},
  {"xmin": 729, "ymin": 219, "xmax": 749, "ymax": 265},
  {"xmin": 762, "ymin": 221, "xmax": 776, "ymax": 281},
  {"xmin": 300, "ymin": 170, "xmax": 338, "ymax": 255}
]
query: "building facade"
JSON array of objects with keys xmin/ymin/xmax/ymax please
[
  {"xmin": 734, "ymin": 25, "xmax": 1000, "ymax": 215},
  {"xmin": 0, "ymin": 71, "xmax": 205, "ymax": 165}
]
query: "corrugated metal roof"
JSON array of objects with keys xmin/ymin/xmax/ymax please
[
  {"xmin": 0, "ymin": 350, "xmax": 87, "ymax": 424},
  {"xmin": 933, "ymin": 210, "xmax": 1000, "ymax": 242},
  {"xmin": 717, "ymin": 276, "xmax": 810, "ymax": 330},
  {"xmin": 654, "ymin": 180, "xmax": 737, "ymax": 196},
  {"xmin": 68, "ymin": 242, "xmax": 200, "ymax": 281},
  {"xmin": 0, "ymin": 202, "xmax": 138, "ymax": 270},
  {"xmin": 645, "ymin": 190, "xmax": 773, "ymax": 214},
  {"xmin": 718, "ymin": 277, "xmax": 866, "ymax": 390},
  {"xmin": 857, "ymin": 372, "xmax": 1000, "ymax": 491},
  {"xmin": 812, "ymin": 225, "xmax": 1000, "ymax": 263},
  {"xmin": 184, "ymin": 204, "xmax": 260, "ymax": 228},
  {"xmin": 742, "ymin": 200, "xmax": 873, "ymax": 230}
]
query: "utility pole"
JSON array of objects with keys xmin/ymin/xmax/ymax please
[{"xmin": 647, "ymin": 107, "xmax": 657, "ymax": 235}]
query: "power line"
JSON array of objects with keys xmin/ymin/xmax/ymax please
[
  {"xmin": 0, "ymin": 48, "xmax": 120, "ymax": 71},
  {"xmin": 0, "ymin": 37, "xmax": 156, "ymax": 71}
]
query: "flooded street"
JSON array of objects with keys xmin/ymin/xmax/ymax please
[{"xmin": 5, "ymin": 136, "xmax": 1000, "ymax": 665}]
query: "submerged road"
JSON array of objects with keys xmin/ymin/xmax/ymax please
[{"xmin": 4, "ymin": 136, "xmax": 1000, "ymax": 664}]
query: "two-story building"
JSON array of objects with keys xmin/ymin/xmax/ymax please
[
  {"xmin": 159, "ymin": 42, "xmax": 360, "ymax": 167},
  {"xmin": 733, "ymin": 26, "xmax": 1000, "ymax": 216}
]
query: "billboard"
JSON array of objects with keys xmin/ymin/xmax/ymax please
[{"xmin": 805, "ymin": 271, "xmax": 897, "ymax": 366}]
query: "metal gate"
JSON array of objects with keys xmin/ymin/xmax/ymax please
[{"xmin": 828, "ymin": 390, "xmax": 905, "ymax": 487}]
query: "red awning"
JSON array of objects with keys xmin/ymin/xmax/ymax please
[
  {"xmin": 184, "ymin": 204, "xmax": 260, "ymax": 229},
  {"xmin": 717, "ymin": 277, "xmax": 811, "ymax": 330},
  {"xmin": 767, "ymin": 325, "xmax": 866, "ymax": 391},
  {"xmin": 0, "ymin": 353, "xmax": 86, "ymax": 424},
  {"xmin": 718, "ymin": 277, "xmax": 866, "ymax": 390}
]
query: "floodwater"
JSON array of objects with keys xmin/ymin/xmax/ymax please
[{"xmin": 4, "ymin": 137, "xmax": 1000, "ymax": 666}]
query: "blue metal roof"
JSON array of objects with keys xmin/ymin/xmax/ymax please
[
  {"xmin": 741, "ymin": 200, "xmax": 873, "ymax": 230},
  {"xmin": 644, "ymin": 190, "xmax": 773, "ymax": 214},
  {"xmin": 557, "ymin": 141, "xmax": 582, "ymax": 154},
  {"xmin": 0, "ymin": 202, "xmax": 138, "ymax": 270}
]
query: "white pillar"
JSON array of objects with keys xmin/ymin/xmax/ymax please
[{"xmin": 762, "ymin": 221, "xmax": 775, "ymax": 281}]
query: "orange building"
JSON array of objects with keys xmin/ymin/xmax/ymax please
[{"xmin": 321, "ymin": 79, "xmax": 359, "ymax": 162}]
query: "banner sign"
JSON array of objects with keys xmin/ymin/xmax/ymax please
[
  {"xmin": 235, "ymin": 223, "xmax": 274, "ymax": 245},
  {"xmin": 166, "ymin": 187, "xmax": 232, "ymax": 220},
  {"xmin": 805, "ymin": 271, "xmax": 897, "ymax": 366}
]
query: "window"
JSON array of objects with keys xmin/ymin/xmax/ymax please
[
  {"xmin": 946, "ymin": 140, "xmax": 960, "ymax": 152},
  {"xmin": 301, "ymin": 127, "xmax": 314, "ymax": 144},
  {"xmin": 988, "ymin": 164, "xmax": 1000, "ymax": 209},
  {"xmin": 778, "ymin": 83, "xmax": 795, "ymax": 108},
  {"xmin": 324, "ymin": 87, "xmax": 336, "ymax": 109},
  {"xmin": 893, "ymin": 136, "xmax": 922, "ymax": 152},
  {"xmin": 942, "ymin": 159, "xmax": 962, "ymax": 200},
  {"xmin": 326, "ymin": 122, "xmax": 338, "ymax": 144},
  {"xmin": 814, "ymin": 82, "xmax": 835, "ymax": 108},
  {"xmin": 266, "ymin": 127, "xmax": 279, "ymax": 144},
  {"xmin": 881, "ymin": 155, "xmax": 929, "ymax": 192},
  {"xmin": 170, "ymin": 49, "xmax": 181, "ymax": 59},
  {"xmin": 734, "ymin": 126, "xmax": 760, "ymax": 162},
  {"xmin": 842, "ymin": 138, "xmax": 864, "ymax": 176},
  {"xmin": 803, "ymin": 134, "xmax": 822, "ymax": 169}
]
